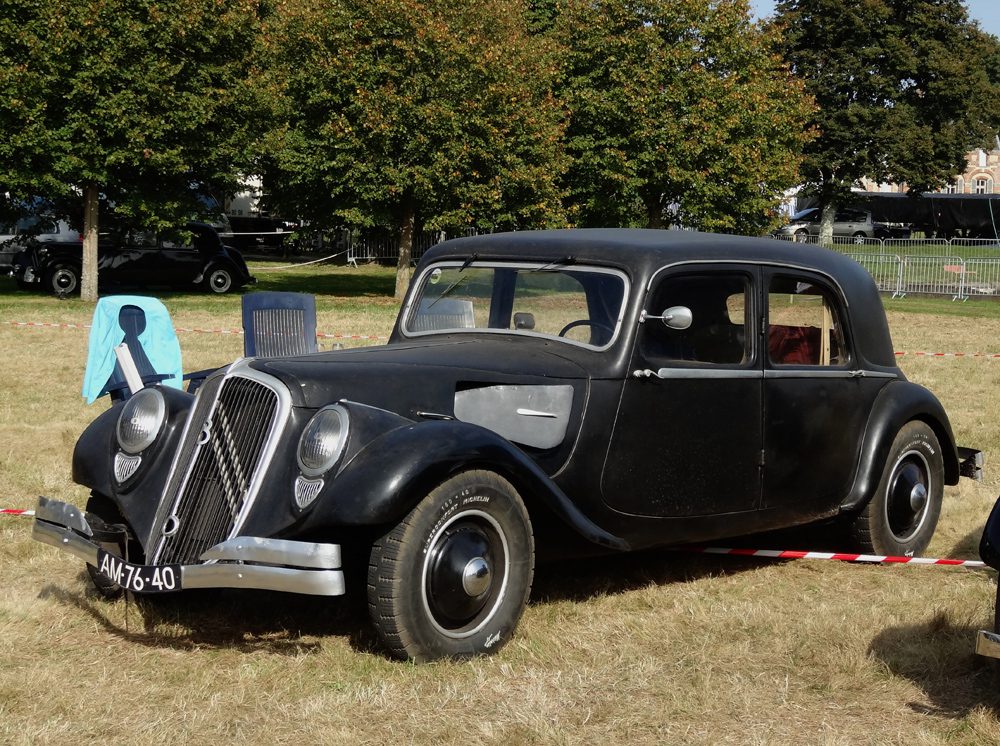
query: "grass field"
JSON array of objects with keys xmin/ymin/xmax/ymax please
[{"xmin": 1, "ymin": 263, "xmax": 1000, "ymax": 744}]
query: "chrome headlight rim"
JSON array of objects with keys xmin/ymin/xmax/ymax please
[
  {"xmin": 297, "ymin": 404, "xmax": 349, "ymax": 477},
  {"xmin": 115, "ymin": 388, "xmax": 167, "ymax": 455}
]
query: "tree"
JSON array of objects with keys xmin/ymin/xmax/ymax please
[
  {"xmin": 551, "ymin": 0, "xmax": 814, "ymax": 234},
  {"xmin": 262, "ymin": 0, "xmax": 568, "ymax": 299},
  {"xmin": 774, "ymin": 0, "xmax": 1000, "ymax": 241},
  {"xmin": 0, "ymin": 0, "xmax": 264, "ymax": 300}
]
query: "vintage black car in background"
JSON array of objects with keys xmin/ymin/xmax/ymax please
[
  {"xmin": 11, "ymin": 221, "xmax": 255, "ymax": 295},
  {"xmin": 34, "ymin": 229, "xmax": 979, "ymax": 661}
]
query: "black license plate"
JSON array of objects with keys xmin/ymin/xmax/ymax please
[{"xmin": 93, "ymin": 549, "xmax": 182, "ymax": 594}]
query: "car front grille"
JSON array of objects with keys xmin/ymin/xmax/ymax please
[{"xmin": 150, "ymin": 369, "xmax": 288, "ymax": 565}]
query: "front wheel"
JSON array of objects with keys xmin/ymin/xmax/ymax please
[
  {"xmin": 849, "ymin": 421, "xmax": 944, "ymax": 556},
  {"xmin": 367, "ymin": 470, "xmax": 534, "ymax": 662},
  {"xmin": 44, "ymin": 263, "xmax": 80, "ymax": 295}
]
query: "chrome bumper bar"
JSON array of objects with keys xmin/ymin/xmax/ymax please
[
  {"xmin": 976, "ymin": 629, "xmax": 1000, "ymax": 660},
  {"xmin": 32, "ymin": 496, "xmax": 345, "ymax": 596}
]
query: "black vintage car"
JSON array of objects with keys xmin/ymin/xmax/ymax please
[
  {"xmin": 11, "ymin": 221, "xmax": 255, "ymax": 295},
  {"xmin": 34, "ymin": 229, "xmax": 979, "ymax": 661}
]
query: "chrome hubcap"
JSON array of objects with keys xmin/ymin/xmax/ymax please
[{"xmin": 462, "ymin": 557, "xmax": 492, "ymax": 597}]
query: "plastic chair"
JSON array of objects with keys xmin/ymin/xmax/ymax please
[
  {"xmin": 82, "ymin": 296, "xmax": 184, "ymax": 404},
  {"xmin": 242, "ymin": 291, "xmax": 318, "ymax": 357}
]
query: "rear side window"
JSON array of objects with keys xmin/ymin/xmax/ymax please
[{"xmin": 767, "ymin": 276, "xmax": 847, "ymax": 366}]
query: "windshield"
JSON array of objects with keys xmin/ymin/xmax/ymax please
[{"xmin": 405, "ymin": 261, "xmax": 628, "ymax": 349}]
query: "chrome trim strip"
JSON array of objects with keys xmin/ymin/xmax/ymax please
[
  {"xmin": 645, "ymin": 368, "xmax": 763, "ymax": 380},
  {"xmin": 763, "ymin": 369, "xmax": 897, "ymax": 379},
  {"xmin": 199, "ymin": 537, "xmax": 341, "ymax": 569},
  {"xmin": 181, "ymin": 565, "xmax": 345, "ymax": 596},
  {"xmin": 36, "ymin": 496, "xmax": 92, "ymax": 536}
]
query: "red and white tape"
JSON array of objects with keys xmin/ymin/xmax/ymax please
[
  {"xmin": 1, "ymin": 509, "xmax": 35, "ymax": 517},
  {"xmin": 688, "ymin": 546, "xmax": 985, "ymax": 568},
  {"xmin": 895, "ymin": 351, "xmax": 1000, "ymax": 359}
]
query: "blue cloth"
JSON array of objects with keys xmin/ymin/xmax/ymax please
[{"xmin": 82, "ymin": 295, "xmax": 183, "ymax": 404}]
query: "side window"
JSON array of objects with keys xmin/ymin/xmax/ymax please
[
  {"xmin": 641, "ymin": 273, "xmax": 750, "ymax": 366},
  {"xmin": 767, "ymin": 276, "xmax": 847, "ymax": 366}
]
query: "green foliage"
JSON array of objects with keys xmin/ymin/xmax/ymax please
[
  {"xmin": 262, "ymin": 0, "xmax": 568, "ymax": 236},
  {"xmin": 774, "ymin": 0, "xmax": 1000, "ymax": 204},
  {"xmin": 0, "ymin": 0, "xmax": 265, "ymax": 229},
  {"xmin": 551, "ymin": 0, "xmax": 814, "ymax": 233}
]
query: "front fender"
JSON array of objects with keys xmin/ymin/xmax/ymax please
[
  {"xmin": 72, "ymin": 386, "xmax": 195, "ymax": 543},
  {"xmin": 841, "ymin": 380, "xmax": 959, "ymax": 512},
  {"xmin": 306, "ymin": 420, "xmax": 628, "ymax": 551}
]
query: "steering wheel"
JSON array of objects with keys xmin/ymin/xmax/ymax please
[{"xmin": 557, "ymin": 319, "xmax": 614, "ymax": 338}]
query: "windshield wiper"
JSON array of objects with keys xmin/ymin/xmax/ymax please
[{"xmin": 428, "ymin": 253, "xmax": 478, "ymax": 308}]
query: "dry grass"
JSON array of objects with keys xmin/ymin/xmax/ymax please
[{"xmin": 1, "ymin": 269, "xmax": 999, "ymax": 744}]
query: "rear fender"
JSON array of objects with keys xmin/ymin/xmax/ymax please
[
  {"xmin": 979, "ymin": 497, "xmax": 1000, "ymax": 569},
  {"xmin": 841, "ymin": 380, "xmax": 959, "ymax": 512},
  {"xmin": 309, "ymin": 420, "xmax": 628, "ymax": 551}
]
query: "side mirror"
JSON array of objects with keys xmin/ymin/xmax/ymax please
[
  {"xmin": 641, "ymin": 306, "xmax": 692, "ymax": 330},
  {"xmin": 513, "ymin": 312, "xmax": 535, "ymax": 330}
]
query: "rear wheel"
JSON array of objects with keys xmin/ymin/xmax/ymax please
[
  {"xmin": 849, "ymin": 421, "xmax": 943, "ymax": 556},
  {"xmin": 203, "ymin": 265, "xmax": 234, "ymax": 294},
  {"xmin": 852, "ymin": 231, "xmax": 867, "ymax": 245},
  {"xmin": 794, "ymin": 229, "xmax": 809, "ymax": 243},
  {"xmin": 367, "ymin": 470, "xmax": 534, "ymax": 662}
]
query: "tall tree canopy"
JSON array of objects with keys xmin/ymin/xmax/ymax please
[
  {"xmin": 264, "ymin": 0, "xmax": 569, "ymax": 298},
  {"xmin": 774, "ymin": 0, "xmax": 1000, "ymax": 237},
  {"xmin": 0, "ymin": 0, "xmax": 264, "ymax": 300},
  {"xmin": 552, "ymin": 0, "xmax": 813, "ymax": 233}
]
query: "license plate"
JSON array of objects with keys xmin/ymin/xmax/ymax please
[{"xmin": 93, "ymin": 549, "xmax": 182, "ymax": 594}]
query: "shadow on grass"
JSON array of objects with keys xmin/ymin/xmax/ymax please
[
  {"xmin": 869, "ymin": 609, "xmax": 1000, "ymax": 717},
  {"xmin": 530, "ymin": 549, "xmax": 764, "ymax": 604},
  {"xmin": 39, "ymin": 574, "xmax": 380, "ymax": 657},
  {"xmin": 37, "ymin": 550, "xmax": 765, "ymax": 658}
]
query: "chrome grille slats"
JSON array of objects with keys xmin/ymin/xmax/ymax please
[{"xmin": 150, "ymin": 368, "xmax": 289, "ymax": 565}]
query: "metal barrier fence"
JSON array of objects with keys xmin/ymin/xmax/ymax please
[
  {"xmin": 346, "ymin": 228, "xmax": 484, "ymax": 266},
  {"xmin": 777, "ymin": 234, "xmax": 1000, "ymax": 299}
]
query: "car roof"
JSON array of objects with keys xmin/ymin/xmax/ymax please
[{"xmin": 417, "ymin": 229, "xmax": 897, "ymax": 368}]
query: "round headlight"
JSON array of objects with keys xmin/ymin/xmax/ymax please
[
  {"xmin": 116, "ymin": 388, "xmax": 166, "ymax": 455},
  {"xmin": 297, "ymin": 405, "xmax": 349, "ymax": 477}
]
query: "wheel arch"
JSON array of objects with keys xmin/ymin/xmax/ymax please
[
  {"xmin": 311, "ymin": 420, "xmax": 629, "ymax": 551},
  {"xmin": 841, "ymin": 380, "xmax": 959, "ymax": 513}
]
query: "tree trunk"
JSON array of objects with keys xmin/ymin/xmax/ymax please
[
  {"xmin": 644, "ymin": 194, "xmax": 664, "ymax": 229},
  {"xmin": 819, "ymin": 201, "xmax": 836, "ymax": 246},
  {"xmin": 81, "ymin": 183, "xmax": 100, "ymax": 302},
  {"xmin": 394, "ymin": 195, "xmax": 416, "ymax": 301}
]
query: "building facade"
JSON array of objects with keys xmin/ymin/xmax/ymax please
[{"xmin": 860, "ymin": 139, "xmax": 1000, "ymax": 195}]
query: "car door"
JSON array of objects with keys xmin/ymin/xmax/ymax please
[
  {"xmin": 761, "ymin": 269, "xmax": 878, "ymax": 515},
  {"xmin": 158, "ymin": 227, "xmax": 206, "ymax": 285},
  {"xmin": 601, "ymin": 265, "xmax": 763, "ymax": 517}
]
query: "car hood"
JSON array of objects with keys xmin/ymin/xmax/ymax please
[{"xmin": 250, "ymin": 335, "xmax": 591, "ymax": 413}]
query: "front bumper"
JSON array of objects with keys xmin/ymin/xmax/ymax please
[
  {"xmin": 976, "ymin": 630, "xmax": 1000, "ymax": 660},
  {"xmin": 32, "ymin": 496, "xmax": 345, "ymax": 596}
]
